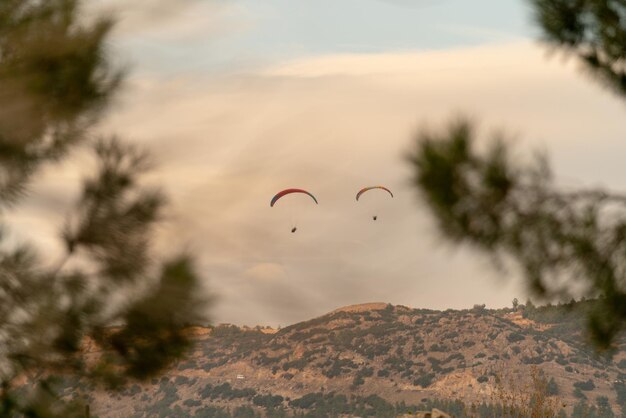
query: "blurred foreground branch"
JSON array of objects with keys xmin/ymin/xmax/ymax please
[
  {"xmin": 408, "ymin": 0, "xmax": 626, "ymax": 350},
  {"xmin": 0, "ymin": 1, "xmax": 210, "ymax": 415},
  {"xmin": 408, "ymin": 118, "xmax": 626, "ymax": 349},
  {"xmin": 532, "ymin": 0, "xmax": 626, "ymax": 97}
]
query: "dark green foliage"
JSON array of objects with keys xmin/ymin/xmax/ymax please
[
  {"xmin": 596, "ymin": 396, "xmax": 615, "ymax": 418},
  {"xmin": 472, "ymin": 304, "xmax": 487, "ymax": 313},
  {"xmin": 289, "ymin": 392, "xmax": 348, "ymax": 412},
  {"xmin": 409, "ymin": 116, "xmax": 626, "ymax": 349},
  {"xmin": 255, "ymin": 352, "xmax": 289, "ymax": 367},
  {"xmin": 200, "ymin": 383, "xmax": 257, "ymax": 401},
  {"xmin": 0, "ymin": 0, "xmax": 121, "ymax": 203},
  {"xmin": 194, "ymin": 406, "xmax": 232, "ymax": 418},
  {"xmin": 556, "ymin": 356, "xmax": 568, "ymax": 365},
  {"xmin": 125, "ymin": 384, "xmax": 142, "ymax": 397},
  {"xmin": 253, "ymin": 394, "xmax": 284, "ymax": 408},
  {"xmin": 351, "ymin": 374, "xmax": 365, "ymax": 387},
  {"xmin": 265, "ymin": 406, "xmax": 289, "ymax": 418},
  {"xmin": 507, "ymin": 332, "xmax": 526, "ymax": 343},
  {"xmin": 408, "ymin": 1, "xmax": 626, "ymax": 347},
  {"xmin": 413, "ymin": 373, "xmax": 435, "ymax": 388},
  {"xmin": 444, "ymin": 331, "xmax": 459, "ymax": 339},
  {"xmin": 477, "ymin": 375, "xmax": 489, "ymax": 383},
  {"xmin": 187, "ymin": 327, "xmax": 271, "ymax": 372},
  {"xmin": 286, "ymin": 391, "xmax": 566, "ymax": 418},
  {"xmin": 547, "ymin": 377, "xmax": 559, "ymax": 396},
  {"xmin": 174, "ymin": 376, "xmax": 192, "ymax": 385},
  {"xmin": 233, "ymin": 406, "xmax": 259, "ymax": 418},
  {"xmin": 574, "ymin": 379, "xmax": 597, "ymax": 391},
  {"xmin": 183, "ymin": 399, "xmax": 201, "ymax": 408},
  {"xmin": 179, "ymin": 360, "xmax": 199, "ymax": 371},
  {"xmin": 102, "ymin": 255, "xmax": 206, "ymax": 380},
  {"xmin": 289, "ymin": 392, "xmax": 398, "ymax": 418},
  {"xmin": 0, "ymin": 0, "xmax": 209, "ymax": 415},
  {"xmin": 282, "ymin": 358, "xmax": 309, "ymax": 371},
  {"xmin": 144, "ymin": 383, "xmax": 180, "ymax": 416},
  {"xmin": 614, "ymin": 381, "xmax": 626, "ymax": 409},
  {"xmin": 427, "ymin": 356, "xmax": 441, "ymax": 369},
  {"xmin": 531, "ymin": 0, "xmax": 626, "ymax": 97},
  {"xmin": 360, "ymin": 366, "xmax": 374, "ymax": 378},
  {"xmin": 288, "ymin": 328, "xmax": 327, "ymax": 342},
  {"xmin": 572, "ymin": 400, "xmax": 593, "ymax": 417},
  {"xmin": 322, "ymin": 358, "xmax": 358, "ymax": 378},
  {"xmin": 445, "ymin": 353, "xmax": 464, "ymax": 363},
  {"xmin": 571, "ymin": 397, "xmax": 616, "ymax": 418},
  {"xmin": 522, "ymin": 356, "xmax": 545, "ymax": 365}
]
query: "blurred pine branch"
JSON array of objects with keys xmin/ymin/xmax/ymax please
[
  {"xmin": 409, "ymin": 0, "xmax": 626, "ymax": 350},
  {"xmin": 0, "ymin": 1, "xmax": 210, "ymax": 415}
]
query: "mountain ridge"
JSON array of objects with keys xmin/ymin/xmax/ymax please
[{"xmin": 78, "ymin": 301, "xmax": 626, "ymax": 417}]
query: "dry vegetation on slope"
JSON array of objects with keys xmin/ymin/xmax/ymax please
[{"xmin": 58, "ymin": 301, "xmax": 626, "ymax": 417}]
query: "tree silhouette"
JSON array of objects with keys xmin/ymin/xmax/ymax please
[
  {"xmin": 531, "ymin": 0, "xmax": 626, "ymax": 97},
  {"xmin": 0, "ymin": 1, "xmax": 209, "ymax": 415},
  {"xmin": 408, "ymin": 0, "xmax": 626, "ymax": 349}
]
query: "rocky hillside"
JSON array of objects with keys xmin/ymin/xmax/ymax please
[{"xmin": 70, "ymin": 301, "xmax": 626, "ymax": 417}]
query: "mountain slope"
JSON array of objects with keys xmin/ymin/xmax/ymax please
[{"xmin": 83, "ymin": 302, "xmax": 626, "ymax": 417}]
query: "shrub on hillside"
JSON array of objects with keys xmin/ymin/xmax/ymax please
[
  {"xmin": 507, "ymin": 332, "xmax": 526, "ymax": 343},
  {"xmin": 547, "ymin": 377, "xmax": 559, "ymax": 396},
  {"xmin": 429, "ymin": 343, "xmax": 449, "ymax": 352},
  {"xmin": 573, "ymin": 387, "xmax": 586, "ymax": 399},
  {"xmin": 574, "ymin": 379, "xmax": 596, "ymax": 391},
  {"xmin": 174, "ymin": 376, "xmax": 191, "ymax": 385},
  {"xmin": 253, "ymin": 394, "xmax": 284, "ymax": 408},
  {"xmin": 177, "ymin": 360, "xmax": 198, "ymax": 371},
  {"xmin": 522, "ymin": 356, "xmax": 544, "ymax": 365},
  {"xmin": 413, "ymin": 373, "xmax": 435, "ymax": 388},
  {"xmin": 351, "ymin": 375, "xmax": 365, "ymax": 387},
  {"xmin": 233, "ymin": 406, "xmax": 257, "ymax": 418}
]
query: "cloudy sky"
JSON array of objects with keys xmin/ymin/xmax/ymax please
[{"xmin": 17, "ymin": 0, "xmax": 626, "ymax": 326}]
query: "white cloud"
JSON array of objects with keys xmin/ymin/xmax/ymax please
[{"xmin": 15, "ymin": 41, "xmax": 626, "ymax": 326}]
